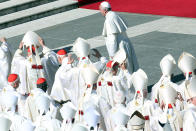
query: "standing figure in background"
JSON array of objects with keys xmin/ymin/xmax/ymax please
[
  {"xmin": 99, "ymin": 1, "xmax": 139, "ymax": 73},
  {"xmin": 0, "ymin": 37, "xmax": 12, "ymax": 88}
]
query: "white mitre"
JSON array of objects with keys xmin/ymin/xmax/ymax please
[{"xmin": 0, "ymin": 114, "xmax": 12, "ymax": 131}]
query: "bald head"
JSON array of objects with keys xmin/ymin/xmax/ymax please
[{"xmin": 99, "ymin": 1, "xmax": 111, "ymax": 16}]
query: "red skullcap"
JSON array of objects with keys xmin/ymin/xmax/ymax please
[
  {"xmin": 37, "ymin": 78, "xmax": 46, "ymax": 85},
  {"xmin": 168, "ymin": 104, "xmax": 173, "ymax": 109},
  {"xmin": 8, "ymin": 74, "xmax": 18, "ymax": 83},
  {"xmin": 57, "ymin": 49, "xmax": 67, "ymax": 55},
  {"xmin": 106, "ymin": 61, "xmax": 113, "ymax": 68}
]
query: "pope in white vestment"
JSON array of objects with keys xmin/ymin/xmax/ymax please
[{"xmin": 100, "ymin": 2, "xmax": 139, "ymax": 73}]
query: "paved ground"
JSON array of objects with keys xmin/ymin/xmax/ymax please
[{"xmin": 4, "ymin": 9, "xmax": 196, "ymax": 92}]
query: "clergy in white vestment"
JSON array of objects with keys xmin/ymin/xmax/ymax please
[
  {"xmin": 76, "ymin": 64, "xmax": 100, "ymax": 123},
  {"xmin": 126, "ymin": 69, "xmax": 154, "ymax": 131},
  {"xmin": 155, "ymin": 82, "xmax": 183, "ymax": 131},
  {"xmin": 71, "ymin": 123, "xmax": 89, "ymax": 131},
  {"xmin": 183, "ymin": 77, "xmax": 196, "ymax": 131},
  {"xmin": 127, "ymin": 111, "xmax": 145, "ymax": 131},
  {"xmin": 83, "ymin": 87, "xmax": 107, "ymax": 131},
  {"xmin": 113, "ymin": 48, "xmax": 134, "ymax": 103},
  {"xmin": 9, "ymin": 108, "xmax": 35, "ymax": 131},
  {"xmin": 70, "ymin": 38, "xmax": 107, "ymax": 107},
  {"xmin": 79, "ymin": 74, "xmax": 106, "ymax": 131},
  {"xmin": 34, "ymin": 94, "xmax": 62, "ymax": 131},
  {"xmin": 16, "ymin": 120, "xmax": 35, "ymax": 131},
  {"xmin": 72, "ymin": 37, "xmax": 91, "ymax": 68},
  {"xmin": 73, "ymin": 37, "xmax": 107, "ymax": 71},
  {"xmin": 40, "ymin": 40, "xmax": 59, "ymax": 95},
  {"xmin": 0, "ymin": 74, "xmax": 26, "ymax": 114},
  {"xmin": 25, "ymin": 78, "xmax": 57, "ymax": 122},
  {"xmin": 11, "ymin": 31, "xmax": 50, "ymax": 94},
  {"xmin": 91, "ymin": 49, "xmax": 108, "ymax": 73},
  {"xmin": 0, "ymin": 37, "xmax": 12, "ymax": 89},
  {"xmin": 177, "ymin": 52, "xmax": 196, "ymax": 104},
  {"xmin": 99, "ymin": 1, "xmax": 139, "ymax": 73},
  {"xmin": 79, "ymin": 64, "xmax": 107, "ymax": 131},
  {"xmin": 97, "ymin": 59, "xmax": 132, "ymax": 108},
  {"xmin": 83, "ymin": 106, "xmax": 101, "ymax": 131},
  {"xmin": 0, "ymin": 75, "xmax": 32, "ymax": 131},
  {"xmin": 53, "ymin": 38, "xmax": 92, "ymax": 107},
  {"xmin": 0, "ymin": 112, "xmax": 12, "ymax": 131},
  {"xmin": 51, "ymin": 48, "xmax": 88, "ymax": 108},
  {"xmin": 105, "ymin": 90, "xmax": 129, "ymax": 131},
  {"xmin": 60, "ymin": 102, "xmax": 77, "ymax": 131},
  {"xmin": 97, "ymin": 60, "xmax": 120, "ymax": 107},
  {"xmin": 151, "ymin": 54, "xmax": 184, "ymax": 111},
  {"xmin": 50, "ymin": 49, "xmax": 74, "ymax": 104}
]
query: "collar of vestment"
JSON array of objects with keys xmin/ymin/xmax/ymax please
[{"xmin": 105, "ymin": 11, "xmax": 112, "ymax": 19}]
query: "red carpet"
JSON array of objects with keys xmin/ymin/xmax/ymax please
[{"xmin": 79, "ymin": 0, "xmax": 196, "ymax": 18}]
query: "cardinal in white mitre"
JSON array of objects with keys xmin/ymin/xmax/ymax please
[
  {"xmin": 99, "ymin": 1, "xmax": 139, "ymax": 73},
  {"xmin": 11, "ymin": 31, "xmax": 58, "ymax": 95}
]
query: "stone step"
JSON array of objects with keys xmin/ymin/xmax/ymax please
[
  {"xmin": 0, "ymin": 0, "xmax": 78, "ymax": 29},
  {"xmin": 0, "ymin": 0, "xmax": 58, "ymax": 16},
  {"xmin": 0, "ymin": 8, "xmax": 98, "ymax": 38},
  {"xmin": 0, "ymin": 0, "xmax": 8, "ymax": 3}
]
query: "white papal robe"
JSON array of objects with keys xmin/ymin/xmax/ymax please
[{"xmin": 102, "ymin": 11, "xmax": 139, "ymax": 73}]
